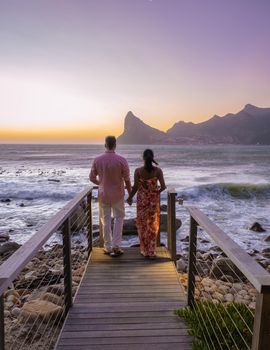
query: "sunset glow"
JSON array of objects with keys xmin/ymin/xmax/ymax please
[{"xmin": 0, "ymin": 0, "xmax": 270, "ymax": 143}]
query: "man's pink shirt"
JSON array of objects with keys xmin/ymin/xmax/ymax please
[{"xmin": 90, "ymin": 150, "xmax": 130, "ymax": 204}]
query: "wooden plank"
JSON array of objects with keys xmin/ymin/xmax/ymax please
[
  {"xmin": 61, "ymin": 328, "xmax": 188, "ymax": 338},
  {"xmin": 63, "ymin": 322, "xmax": 187, "ymax": 331},
  {"xmin": 56, "ymin": 343, "xmax": 192, "ymax": 350},
  {"xmin": 66, "ymin": 311, "xmax": 177, "ymax": 319},
  {"xmin": 57, "ymin": 335, "xmax": 192, "ymax": 346},
  {"xmin": 55, "ymin": 247, "xmax": 192, "ymax": 349}
]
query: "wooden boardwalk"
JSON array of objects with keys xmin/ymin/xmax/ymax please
[{"xmin": 55, "ymin": 247, "xmax": 192, "ymax": 350}]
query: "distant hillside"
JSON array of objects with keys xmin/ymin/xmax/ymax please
[
  {"xmin": 117, "ymin": 111, "xmax": 166, "ymax": 144},
  {"xmin": 117, "ymin": 105, "xmax": 270, "ymax": 145}
]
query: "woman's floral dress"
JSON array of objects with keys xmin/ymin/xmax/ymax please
[{"xmin": 136, "ymin": 171, "xmax": 160, "ymax": 257}]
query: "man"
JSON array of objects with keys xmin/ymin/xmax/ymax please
[{"xmin": 90, "ymin": 136, "xmax": 132, "ymax": 256}]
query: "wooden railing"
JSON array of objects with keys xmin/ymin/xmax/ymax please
[
  {"xmin": 186, "ymin": 206, "xmax": 270, "ymax": 350},
  {"xmin": 0, "ymin": 187, "xmax": 94, "ymax": 350}
]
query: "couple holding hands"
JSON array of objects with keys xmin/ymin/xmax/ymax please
[{"xmin": 90, "ymin": 136, "xmax": 166, "ymax": 258}]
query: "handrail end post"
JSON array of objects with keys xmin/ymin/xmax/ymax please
[
  {"xmin": 0, "ymin": 294, "xmax": 4, "ymax": 350},
  {"xmin": 187, "ymin": 216, "xmax": 198, "ymax": 308},
  {"xmin": 251, "ymin": 291, "xmax": 270, "ymax": 350},
  {"xmin": 62, "ymin": 218, "xmax": 73, "ymax": 315},
  {"xmin": 87, "ymin": 192, "xmax": 93, "ymax": 258}
]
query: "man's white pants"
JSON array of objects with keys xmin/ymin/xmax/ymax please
[{"xmin": 99, "ymin": 198, "xmax": 125, "ymax": 250}]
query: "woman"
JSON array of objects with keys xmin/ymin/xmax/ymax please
[{"xmin": 127, "ymin": 149, "xmax": 166, "ymax": 257}]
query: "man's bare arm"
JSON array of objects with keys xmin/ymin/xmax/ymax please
[
  {"xmin": 125, "ymin": 179, "xmax": 132, "ymax": 197},
  {"xmin": 89, "ymin": 172, "xmax": 99, "ymax": 186}
]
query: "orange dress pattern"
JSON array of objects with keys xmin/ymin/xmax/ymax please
[{"xmin": 136, "ymin": 172, "xmax": 160, "ymax": 257}]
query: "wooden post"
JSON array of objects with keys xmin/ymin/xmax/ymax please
[
  {"xmin": 168, "ymin": 192, "xmax": 177, "ymax": 262},
  {"xmin": 187, "ymin": 216, "xmax": 198, "ymax": 308},
  {"xmin": 62, "ymin": 218, "xmax": 73, "ymax": 314},
  {"xmin": 252, "ymin": 292, "xmax": 270, "ymax": 350},
  {"xmin": 167, "ymin": 191, "xmax": 177, "ymax": 262},
  {"xmin": 167, "ymin": 193, "xmax": 172, "ymax": 252},
  {"xmin": 0, "ymin": 294, "xmax": 4, "ymax": 350},
  {"xmin": 87, "ymin": 193, "xmax": 93, "ymax": 257}
]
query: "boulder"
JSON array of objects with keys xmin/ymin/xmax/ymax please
[
  {"xmin": 264, "ymin": 235, "xmax": 270, "ymax": 242},
  {"xmin": 210, "ymin": 257, "xmax": 244, "ymax": 281},
  {"xmin": 176, "ymin": 259, "xmax": 187, "ymax": 272},
  {"xmin": 41, "ymin": 292, "xmax": 63, "ymax": 306},
  {"xmin": 160, "ymin": 214, "xmax": 182, "ymax": 232},
  {"xmin": 0, "ymin": 233, "xmax": 10, "ymax": 242},
  {"xmin": 1, "ymin": 198, "xmax": 11, "ymax": 203},
  {"xmin": 20, "ymin": 300, "xmax": 62, "ymax": 322},
  {"xmin": 122, "ymin": 214, "xmax": 181, "ymax": 235},
  {"xmin": 249, "ymin": 222, "xmax": 266, "ymax": 232},
  {"xmin": 160, "ymin": 204, "xmax": 167, "ymax": 212},
  {"xmin": 47, "ymin": 284, "xmax": 65, "ymax": 296},
  {"xmin": 0, "ymin": 242, "xmax": 21, "ymax": 256}
]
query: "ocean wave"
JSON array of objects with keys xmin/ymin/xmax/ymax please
[
  {"xmin": 181, "ymin": 183, "xmax": 270, "ymax": 200},
  {"xmin": 0, "ymin": 189, "xmax": 76, "ymax": 201}
]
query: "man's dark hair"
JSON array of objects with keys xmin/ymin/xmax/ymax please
[{"xmin": 105, "ymin": 136, "xmax": 116, "ymax": 150}]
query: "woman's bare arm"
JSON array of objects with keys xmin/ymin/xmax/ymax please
[
  {"xmin": 157, "ymin": 168, "xmax": 166, "ymax": 193},
  {"xmin": 129, "ymin": 168, "xmax": 139, "ymax": 199}
]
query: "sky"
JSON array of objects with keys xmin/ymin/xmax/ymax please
[{"xmin": 0, "ymin": 0, "xmax": 270, "ymax": 143}]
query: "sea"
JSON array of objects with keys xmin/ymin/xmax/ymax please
[{"xmin": 0, "ymin": 144, "xmax": 270, "ymax": 254}]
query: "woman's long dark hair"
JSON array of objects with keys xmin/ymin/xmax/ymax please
[{"xmin": 143, "ymin": 149, "xmax": 158, "ymax": 173}]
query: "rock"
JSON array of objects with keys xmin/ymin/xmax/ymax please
[
  {"xmin": 200, "ymin": 239, "xmax": 210, "ymax": 244},
  {"xmin": 19, "ymin": 203, "xmax": 25, "ymax": 207},
  {"xmin": 123, "ymin": 218, "xmax": 137, "ymax": 235},
  {"xmin": 224, "ymin": 293, "xmax": 234, "ymax": 302},
  {"xmin": 1, "ymin": 198, "xmax": 11, "ymax": 203},
  {"xmin": 47, "ymin": 284, "xmax": 65, "ymax": 296},
  {"xmin": 160, "ymin": 204, "xmax": 167, "ymax": 212},
  {"xmin": 4, "ymin": 290, "xmax": 20, "ymax": 299},
  {"xmin": 176, "ymin": 259, "xmax": 187, "ymax": 272},
  {"xmin": 160, "ymin": 214, "xmax": 181, "ymax": 232},
  {"xmin": 231, "ymin": 283, "xmax": 243, "ymax": 292},
  {"xmin": 6, "ymin": 295, "xmax": 21, "ymax": 306},
  {"xmin": 0, "ymin": 242, "xmax": 21, "ymax": 255},
  {"xmin": 209, "ymin": 257, "xmax": 244, "ymax": 280},
  {"xmin": 220, "ymin": 275, "xmax": 234, "ymax": 283},
  {"xmin": 74, "ymin": 266, "xmax": 85, "ymax": 276},
  {"xmin": 20, "ymin": 300, "xmax": 62, "ymax": 322},
  {"xmin": 0, "ymin": 233, "xmax": 10, "ymax": 242},
  {"xmin": 4, "ymin": 310, "xmax": 10, "ymax": 317},
  {"xmin": 264, "ymin": 236, "xmax": 270, "ymax": 242},
  {"xmin": 11, "ymin": 307, "xmax": 21, "ymax": 317},
  {"xmin": 180, "ymin": 236, "xmax": 189, "ymax": 242},
  {"xmin": 249, "ymin": 222, "xmax": 266, "ymax": 232},
  {"xmin": 262, "ymin": 247, "xmax": 270, "ymax": 254},
  {"xmin": 123, "ymin": 214, "xmax": 182, "ymax": 235},
  {"xmin": 41, "ymin": 293, "xmax": 63, "ymax": 306},
  {"xmin": 24, "ymin": 271, "xmax": 37, "ymax": 280},
  {"xmin": 48, "ymin": 179, "xmax": 60, "ymax": 182},
  {"xmin": 212, "ymin": 292, "xmax": 224, "ymax": 302}
]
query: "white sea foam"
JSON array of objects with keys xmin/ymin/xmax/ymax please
[{"xmin": 0, "ymin": 144, "xmax": 270, "ymax": 250}]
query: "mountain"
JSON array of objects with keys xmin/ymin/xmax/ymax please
[
  {"xmin": 117, "ymin": 105, "xmax": 270, "ymax": 145},
  {"xmin": 117, "ymin": 111, "xmax": 166, "ymax": 144}
]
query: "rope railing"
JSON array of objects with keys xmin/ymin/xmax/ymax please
[
  {"xmin": 182, "ymin": 205, "xmax": 270, "ymax": 350},
  {"xmin": 0, "ymin": 187, "xmax": 94, "ymax": 350}
]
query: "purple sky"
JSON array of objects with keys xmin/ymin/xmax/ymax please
[{"xmin": 0, "ymin": 0, "xmax": 270, "ymax": 140}]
